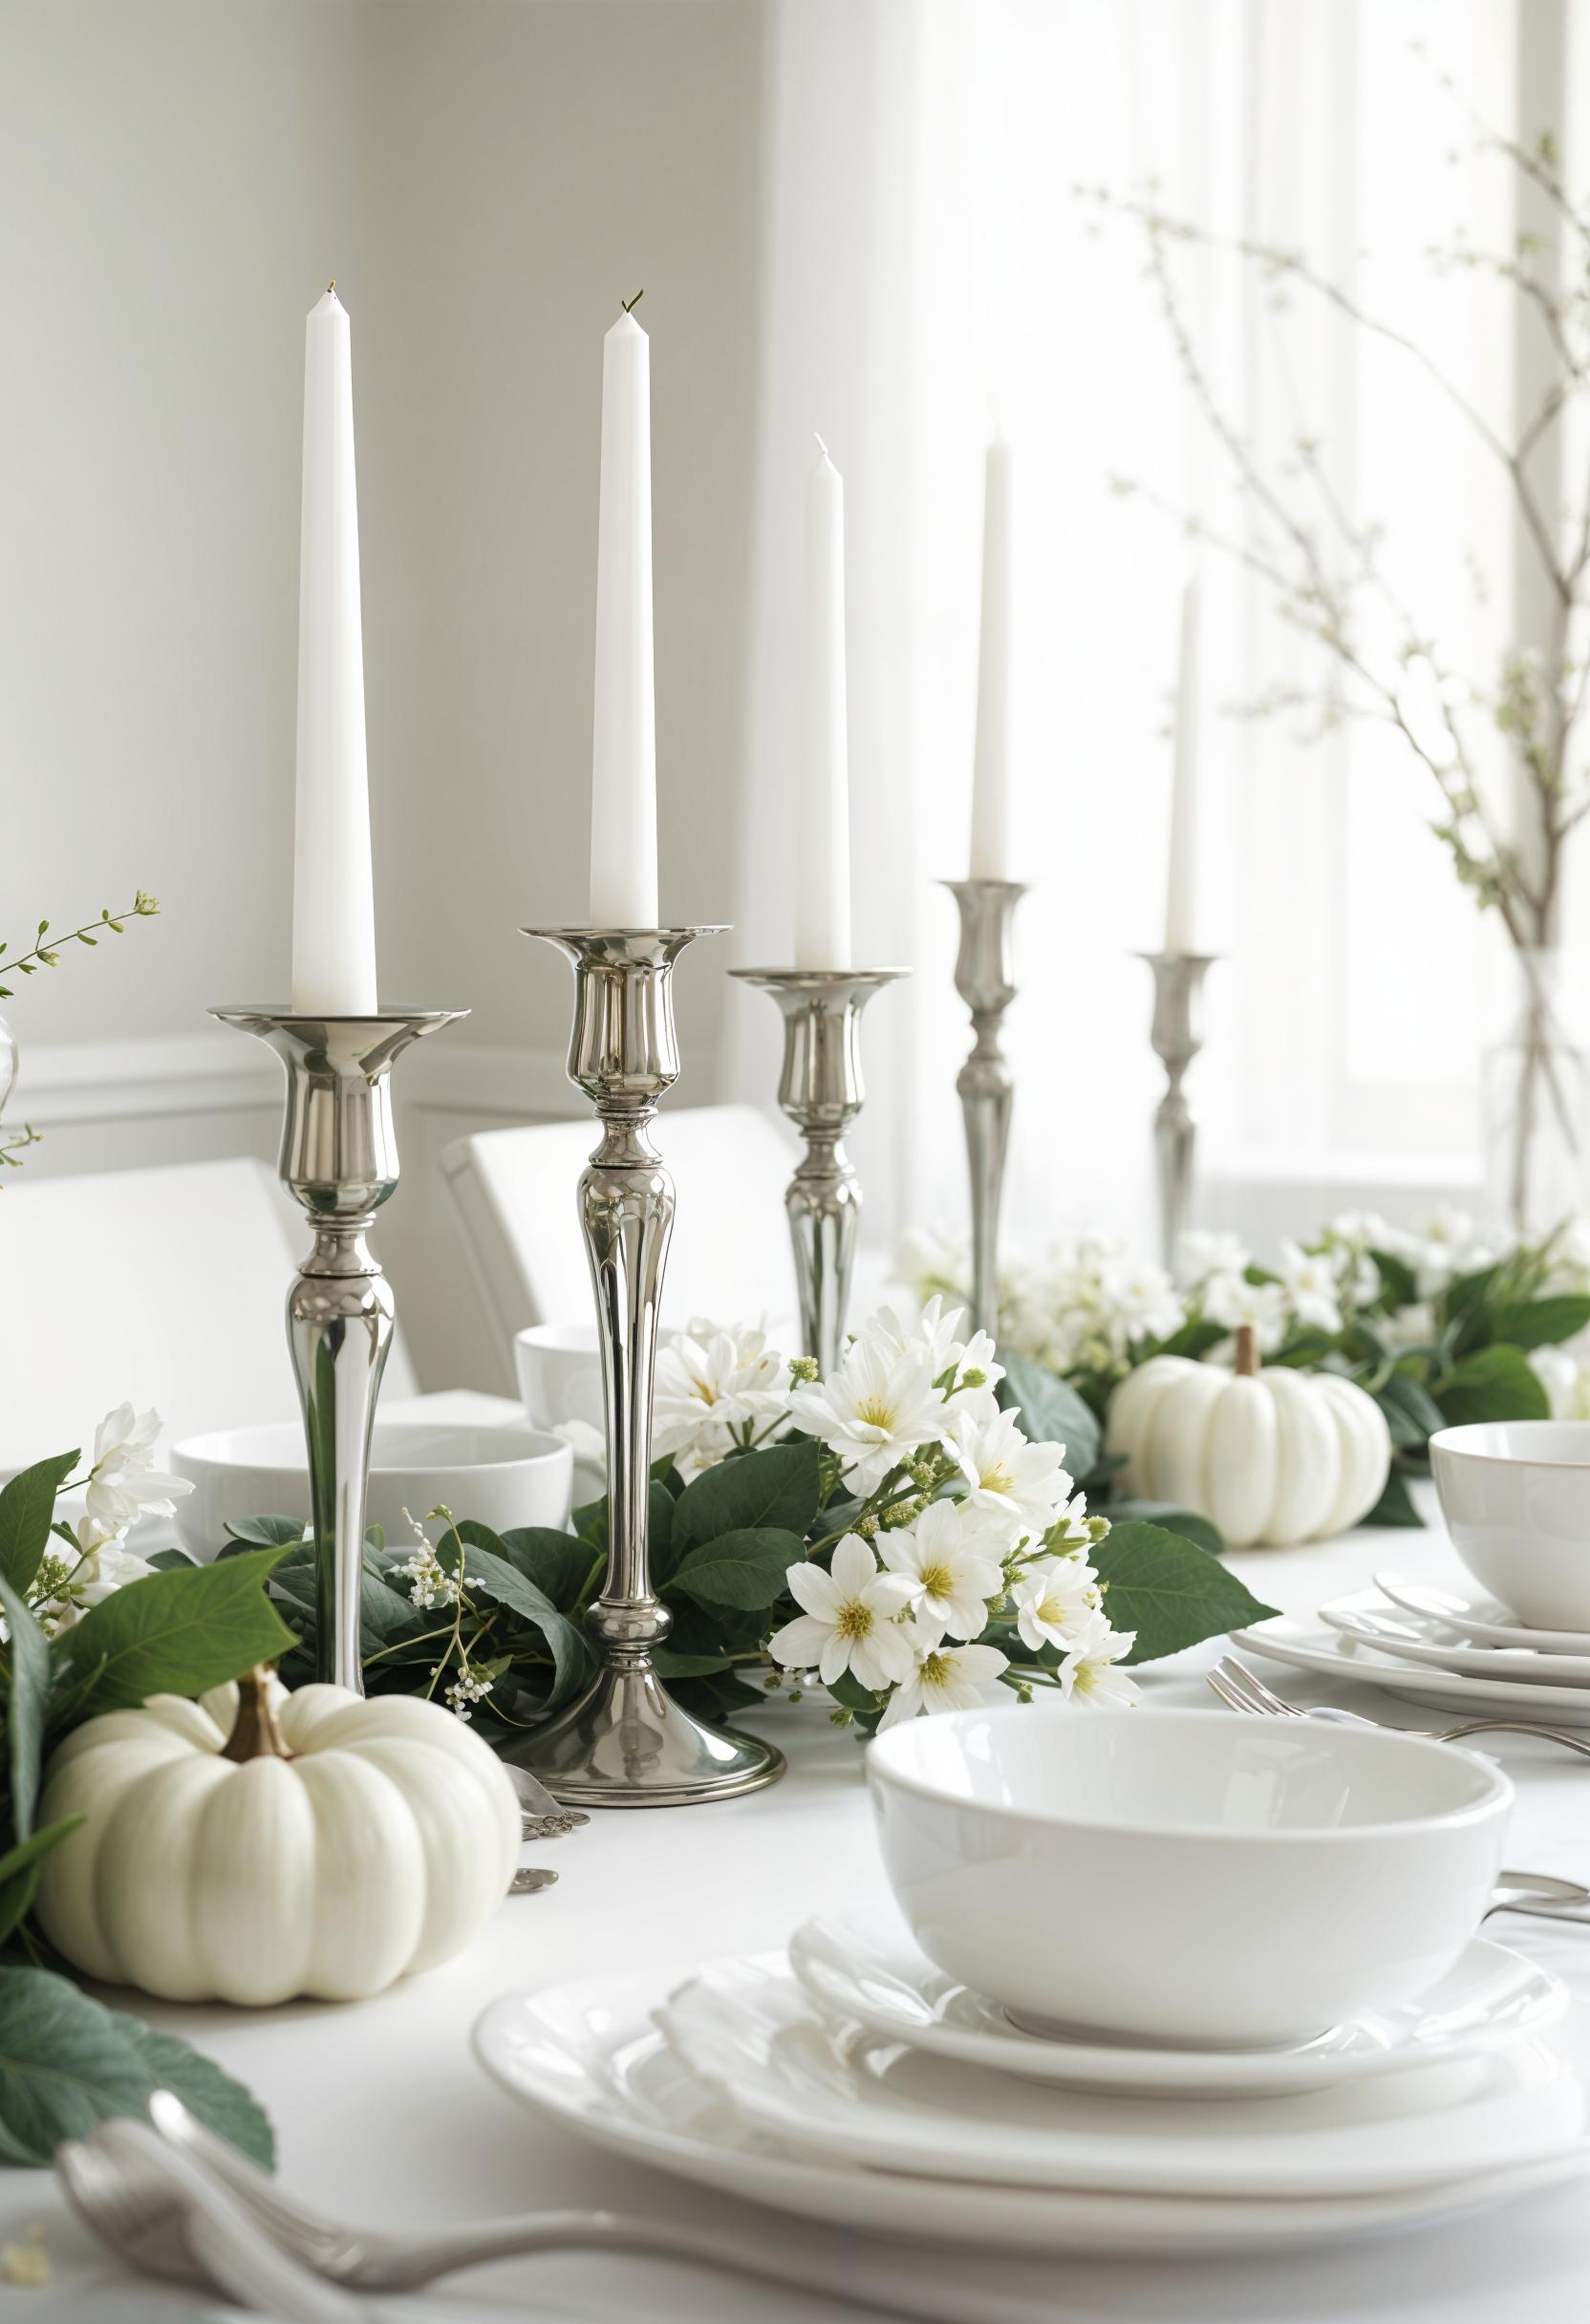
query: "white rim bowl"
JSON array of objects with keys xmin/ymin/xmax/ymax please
[{"xmin": 1430, "ymin": 1420, "xmax": 1590, "ymax": 1632}]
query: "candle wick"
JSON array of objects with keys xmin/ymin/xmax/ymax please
[
  {"xmin": 327, "ymin": 280, "xmax": 336, "ymax": 293},
  {"xmin": 621, "ymin": 289, "xmax": 644, "ymax": 313},
  {"xmin": 813, "ymin": 432, "xmax": 830, "ymax": 460}
]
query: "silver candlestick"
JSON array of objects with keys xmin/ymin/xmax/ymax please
[
  {"xmin": 1136, "ymin": 952, "xmax": 1218, "ymax": 1267},
  {"xmin": 944, "ymin": 881, "xmax": 1027, "ymax": 1341},
  {"xmin": 211, "ymin": 1007, "xmax": 464, "ymax": 1689},
  {"xmin": 516, "ymin": 928, "xmax": 784, "ymax": 1808},
  {"xmin": 729, "ymin": 967, "xmax": 908, "ymax": 1377}
]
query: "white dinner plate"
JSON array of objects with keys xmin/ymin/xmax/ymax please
[
  {"xmin": 1232, "ymin": 1617, "xmax": 1590, "ymax": 1725},
  {"xmin": 1321, "ymin": 1591, "xmax": 1590, "ymax": 1687},
  {"xmin": 1377, "ymin": 1572, "xmax": 1590, "ymax": 1656},
  {"xmin": 657, "ymin": 1955, "xmax": 1585, "ymax": 2199},
  {"xmin": 787, "ymin": 1911, "xmax": 1567, "ymax": 2097},
  {"xmin": 472, "ymin": 1969, "xmax": 1590, "ymax": 2259}
]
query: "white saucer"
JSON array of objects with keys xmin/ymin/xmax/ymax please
[
  {"xmin": 1232, "ymin": 1616, "xmax": 1590, "ymax": 1725},
  {"xmin": 1322, "ymin": 1592, "xmax": 1590, "ymax": 1688},
  {"xmin": 657, "ymin": 1954, "xmax": 1584, "ymax": 2199},
  {"xmin": 472, "ymin": 1968, "xmax": 1590, "ymax": 2259},
  {"xmin": 788, "ymin": 1912, "xmax": 1566, "ymax": 2097},
  {"xmin": 1377, "ymin": 1571, "xmax": 1590, "ymax": 1656}
]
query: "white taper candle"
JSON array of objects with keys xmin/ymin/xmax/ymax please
[
  {"xmin": 589, "ymin": 302, "xmax": 659, "ymax": 928},
  {"xmin": 969, "ymin": 438, "xmax": 1013, "ymax": 879},
  {"xmin": 1164, "ymin": 576, "xmax": 1202, "ymax": 954},
  {"xmin": 794, "ymin": 439, "xmax": 852, "ymax": 970}
]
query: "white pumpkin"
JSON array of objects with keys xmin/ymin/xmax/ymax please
[
  {"xmin": 1106, "ymin": 1325, "xmax": 1392, "ymax": 1549},
  {"xmin": 34, "ymin": 1668, "xmax": 521, "ymax": 2006}
]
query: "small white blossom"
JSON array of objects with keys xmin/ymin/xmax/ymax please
[
  {"xmin": 444, "ymin": 1666, "xmax": 494, "ymax": 1721},
  {"xmin": 1063, "ymin": 1609, "xmax": 1140, "ymax": 1706},
  {"xmin": 1173, "ymin": 1229, "xmax": 1250, "ymax": 1293},
  {"xmin": 879, "ymin": 1499, "xmax": 1004, "ymax": 1641},
  {"xmin": 652, "ymin": 1321, "xmax": 790, "ymax": 1476},
  {"xmin": 1276, "ymin": 1239, "xmax": 1343, "ymax": 1335},
  {"xmin": 82, "ymin": 1404, "xmax": 192, "ymax": 1534},
  {"xmin": 1381, "ymin": 1300, "xmax": 1437, "ymax": 1354},
  {"xmin": 789, "ymin": 1341, "xmax": 949, "ymax": 1493},
  {"xmin": 1011, "ymin": 1557, "xmax": 1102, "ymax": 1654},
  {"xmin": 949, "ymin": 1406, "xmax": 1074, "ymax": 1540},
  {"xmin": 1530, "ymin": 1346, "xmax": 1590, "ymax": 1421},
  {"xmin": 767, "ymin": 1534, "xmax": 917, "ymax": 1690},
  {"xmin": 1203, "ymin": 1272, "xmax": 1288, "ymax": 1352},
  {"xmin": 877, "ymin": 1619, "xmax": 1010, "ymax": 1729}
]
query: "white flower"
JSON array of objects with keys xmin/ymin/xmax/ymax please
[
  {"xmin": 857, "ymin": 1297, "xmax": 1004, "ymax": 1415},
  {"xmin": 39, "ymin": 1539, "xmax": 160, "ymax": 1635},
  {"xmin": 1011, "ymin": 1557, "xmax": 1102, "ymax": 1654},
  {"xmin": 652, "ymin": 1321, "xmax": 789, "ymax": 1475},
  {"xmin": 1097, "ymin": 1257, "xmax": 1184, "ymax": 1345},
  {"xmin": 879, "ymin": 1500, "xmax": 1004, "ymax": 1641},
  {"xmin": 1530, "ymin": 1346, "xmax": 1590, "ymax": 1421},
  {"xmin": 1066, "ymin": 1612, "xmax": 1140, "ymax": 1707},
  {"xmin": 788, "ymin": 1338, "xmax": 948, "ymax": 1493},
  {"xmin": 949, "ymin": 1405, "xmax": 1074, "ymax": 1539},
  {"xmin": 877, "ymin": 1619, "xmax": 1010, "ymax": 1728},
  {"xmin": 551, "ymin": 1416, "xmax": 607, "ymax": 1471},
  {"xmin": 767, "ymin": 1534, "xmax": 917, "ymax": 1690},
  {"xmin": 82, "ymin": 1404, "xmax": 192, "ymax": 1534},
  {"xmin": 1203, "ymin": 1272, "xmax": 1288, "ymax": 1352},
  {"xmin": 1380, "ymin": 1301, "xmax": 1436, "ymax": 1354},
  {"xmin": 1276, "ymin": 1239, "xmax": 1343, "ymax": 1335},
  {"xmin": 1173, "ymin": 1229, "xmax": 1250, "ymax": 1293},
  {"xmin": 1387, "ymin": 1206, "xmax": 1500, "ymax": 1300}
]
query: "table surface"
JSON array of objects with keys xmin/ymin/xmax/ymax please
[{"xmin": 11, "ymin": 1393, "xmax": 1590, "ymax": 2323}]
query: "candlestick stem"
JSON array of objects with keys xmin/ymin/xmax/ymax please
[
  {"xmin": 211, "ymin": 1007, "xmax": 464, "ymax": 1689},
  {"xmin": 730, "ymin": 967, "xmax": 908, "ymax": 1375},
  {"xmin": 1137, "ymin": 953, "xmax": 1218, "ymax": 1267},
  {"xmin": 517, "ymin": 928, "xmax": 783, "ymax": 1807},
  {"xmin": 944, "ymin": 881, "xmax": 1026, "ymax": 1341}
]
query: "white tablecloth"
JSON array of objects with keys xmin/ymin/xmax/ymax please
[{"xmin": 9, "ymin": 1399, "xmax": 1590, "ymax": 2322}]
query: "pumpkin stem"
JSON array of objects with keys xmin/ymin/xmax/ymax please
[
  {"xmin": 1234, "ymin": 1323, "xmax": 1260, "ymax": 1379},
  {"xmin": 220, "ymin": 1665, "xmax": 296, "ymax": 1764}
]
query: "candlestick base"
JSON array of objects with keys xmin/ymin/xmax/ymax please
[
  {"xmin": 211, "ymin": 1005, "xmax": 466, "ymax": 1690},
  {"xmin": 730, "ymin": 966, "xmax": 909, "ymax": 1376},
  {"xmin": 512, "ymin": 928, "xmax": 784, "ymax": 1807},
  {"xmin": 1134, "ymin": 953, "xmax": 1218, "ymax": 1268},
  {"xmin": 943, "ymin": 881, "xmax": 1027, "ymax": 1342}
]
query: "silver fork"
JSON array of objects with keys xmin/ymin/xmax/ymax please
[
  {"xmin": 1208, "ymin": 1652, "xmax": 1590, "ymax": 1758},
  {"xmin": 119, "ymin": 2089, "xmax": 989, "ymax": 2324}
]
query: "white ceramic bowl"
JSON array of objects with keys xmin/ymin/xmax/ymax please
[
  {"xmin": 171, "ymin": 1419, "xmax": 572, "ymax": 1559},
  {"xmin": 514, "ymin": 1322, "xmax": 680, "ymax": 1431},
  {"xmin": 1430, "ymin": 1420, "xmax": 1590, "ymax": 1632},
  {"xmin": 867, "ymin": 1706, "xmax": 1510, "ymax": 2048}
]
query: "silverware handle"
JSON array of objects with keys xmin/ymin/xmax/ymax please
[{"xmin": 1439, "ymin": 1720, "xmax": 1590, "ymax": 1760}]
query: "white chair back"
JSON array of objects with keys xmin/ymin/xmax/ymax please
[
  {"xmin": 0, "ymin": 1156, "xmax": 417, "ymax": 1468},
  {"xmin": 441, "ymin": 1104, "xmax": 801, "ymax": 1361}
]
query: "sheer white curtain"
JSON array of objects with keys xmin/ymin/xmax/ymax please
[{"xmin": 727, "ymin": 0, "xmax": 1542, "ymax": 1270}]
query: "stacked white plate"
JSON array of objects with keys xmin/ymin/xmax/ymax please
[
  {"xmin": 1234, "ymin": 1571, "xmax": 1590, "ymax": 1728},
  {"xmin": 473, "ymin": 1909, "xmax": 1587, "ymax": 2260}
]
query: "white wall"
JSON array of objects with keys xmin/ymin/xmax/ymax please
[{"xmin": 0, "ymin": 0, "xmax": 765, "ymax": 1388}]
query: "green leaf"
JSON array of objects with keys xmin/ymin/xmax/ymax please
[
  {"xmin": 145, "ymin": 1547, "xmax": 198, "ymax": 1570},
  {"xmin": 1375, "ymin": 1371, "xmax": 1447, "ymax": 1450},
  {"xmin": 572, "ymin": 1494, "xmax": 606, "ymax": 1543},
  {"xmin": 495, "ymin": 1527, "xmax": 602, "ymax": 1615},
  {"xmin": 1364, "ymin": 1465, "xmax": 1426, "ymax": 1528},
  {"xmin": 1436, "ymin": 1345, "xmax": 1551, "ymax": 1430},
  {"xmin": 998, "ymin": 1359, "xmax": 1102, "ymax": 1480},
  {"xmin": 652, "ymin": 1646, "xmax": 734, "ymax": 1678},
  {"xmin": 0, "ymin": 1816, "xmax": 84, "ymax": 1947},
  {"xmin": 223, "ymin": 1515, "xmax": 308, "ymax": 1550},
  {"xmin": 670, "ymin": 1441, "xmax": 824, "ymax": 1559},
  {"xmin": 1489, "ymin": 1295, "xmax": 1590, "ymax": 1350},
  {"xmin": 1369, "ymin": 1247, "xmax": 1419, "ymax": 1309},
  {"xmin": 1105, "ymin": 1500, "xmax": 1225, "ymax": 1560},
  {"xmin": 0, "ymin": 1967, "xmax": 162, "ymax": 2163},
  {"xmin": 1442, "ymin": 1263, "xmax": 1501, "ymax": 1350},
  {"xmin": 51, "ymin": 1548, "xmax": 296, "ymax": 1720},
  {"xmin": 0, "ymin": 1452, "xmax": 78, "ymax": 1595},
  {"xmin": 110, "ymin": 2014, "xmax": 275, "ymax": 2168},
  {"xmin": 452, "ymin": 1528, "xmax": 593, "ymax": 1706},
  {"xmin": 669, "ymin": 1527, "xmax": 806, "ymax": 1611},
  {"xmin": 0, "ymin": 1578, "xmax": 50, "ymax": 1841},
  {"xmin": 1088, "ymin": 1523, "xmax": 1278, "ymax": 1666},
  {"xmin": 1152, "ymin": 1318, "xmax": 1227, "ymax": 1363}
]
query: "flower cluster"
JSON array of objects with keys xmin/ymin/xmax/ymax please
[
  {"xmin": 651, "ymin": 1320, "xmax": 797, "ymax": 1479},
  {"xmin": 22, "ymin": 1405, "xmax": 191, "ymax": 1639},
  {"xmin": 760, "ymin": 1299, "xmax": 1136, "ymax": 1729}
]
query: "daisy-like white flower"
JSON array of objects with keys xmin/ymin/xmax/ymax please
[
  {"xmin": 1531, "ymin": 1346, "xmax": 1590, "ymax": 1421},
  {"xmin": 767, "ymin": 1534, "xmax": 918, "ymax": 1690},
  {"xmin": 1063, "ymin": 1609, "xmax": 1140, "ymax": 1707},
  {"xmin": 1011, "ymin": 1556, "xmax": 1101, "ymax": 1654},
  {"xmin": 1276, "ymin": 1239, "xmax": 1343, "ymax": 1335},
  {"xmin": 82, "ymin": 1404, "xmax": 192, "ymax": 1534},
  {"xmin": 1380, "ymin": 1300, "xmax": 1436, "ymax": 1355},
  {"xmin": 1203, "ymin": 1272, "xmax": 1287, "ymax": 1352},
  {"xmin": 949, "ymin": 1405, "xmax": 1073, "ymax": 1540},
  {"xmin": 652, "ymin": 1321, "xmax": 789, "ymax": 1474},
  {"xmin": 857, "ymin": 1296, "xmax": 1005, "ymax": 1411},
  {"xmin": 40, "ymin": 1539, "xmax": 160, "ymax": 1635},
  {"xmin": 877, "ymin": 1617, "xmax": 1010, "ymax": 1729},
  {"xmin": 879, "ymin": 1499, "xmax": 1004, "ymax": 1641},
  {"xmin": 1172, "ymin": 1228, "xmax": 1250, "ymax": 1294},
  {"xmin": 1097, "ymin": 1256, "xmax": 1184, "ymax": 1346},
  {"xmin": 788, "ymin": 1339, "xmax": 948, "ymax": 1493}
]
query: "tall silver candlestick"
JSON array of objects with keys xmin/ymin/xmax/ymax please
[
  {"xmin": 212, "ymin": 1007, "xmax": 463, "ymax": 1689},
  {"xmin": 729, "ymin": 967, "xmax": 908, "ymax": 1376},
  {"xmin": 1136, "ymin": 952, "xmax": 1217, "ymax": 1267},
  {"xmin": 517, "ymin": 928, "xmax": 784, "ymax": 1808},
  {"xmin": 944, "ymin": 880, "xmax": 1026, "ymax": 1341}
]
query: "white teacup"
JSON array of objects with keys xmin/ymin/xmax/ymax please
[
  {"xmin": 172, "ymin": 1419, "xmax": 572, "ymax": 1559},
  {"xmin": 867, "ymin": 1706, "xmax": 1510, "ymax": 2049},
  {"xmin": 1430, "ymin": 1419, "xmax": 1590, "ymax": 1632}
]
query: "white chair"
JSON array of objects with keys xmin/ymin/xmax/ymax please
[
  {"xmin": 441, "ymin": 1104, "xmax": 802, "ymax": 1369},
  {"xmin": 0, "ymin": 1156, "xmax": 417, "ymax": 1468}
]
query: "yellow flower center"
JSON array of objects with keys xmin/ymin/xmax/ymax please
[
  {"xmin": 919, "ymin": 1560, "xmax": 954, "ymax": 1600},
  {"xmin": 856, "ymin": 1395, "xmax": 896, "ymax": 1430},
  {"xmin": 836, "ymin": 1599, "xmax": 874, "ymax": 1641},
  {"xmin": 691, "ymin": 1376, "xmax": 720, "ymax": 1404},
  {"xmin": 979, "ymin": 1462, "xmax": 1014, "ymax": 1495},
  {"xmin": 920, "ymin": 1650, "xmax": 954, "ymax": 1689}
]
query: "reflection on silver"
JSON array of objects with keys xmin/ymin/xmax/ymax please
[
  {"xmin": 514, "ymin": 930, "xmax": 784, "ymax": 1808},
  {"xmin": 943, "ymin": 881, "xmax": 1026, "ymax": 1342},
  {"xmin": 730, "ymin": 966, "xmax": 909, "ymax": 1377},
  {"xmin": 211, "ymin": 1006, "xmax": 464, "ymax": 1690},
  {"xmin": 1136, "ymin": 953, "xmax": 1217, "ymax": 1267}
]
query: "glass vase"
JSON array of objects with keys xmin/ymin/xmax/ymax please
[{"xmin": 1483, "ymin": 950, "xmax": 1589, "ymax": 1237}]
